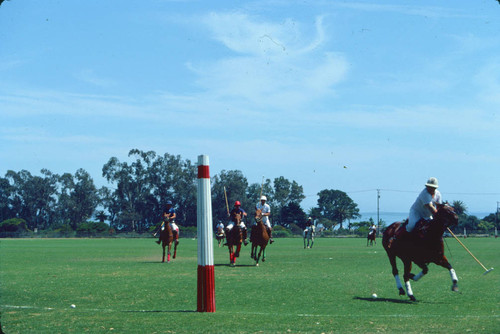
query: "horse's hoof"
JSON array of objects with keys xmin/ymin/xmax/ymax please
[
  {"xmin": 409, "ymin": 295, "xmax": 416, "ymax": 302},
  {"xmin": 262, "ymin": 258, "xmax": 266, "ymax": 262},
  {"xmin": 235, "ymin": 252, "xmax": 240, "ymax": 258},
  {"xmin": 399, "ymin": 288, "xmax": 405, "ymax": 296},
  {"xmin": 451, "ymin": 285, "xmax": 459, "ymax": 292}
]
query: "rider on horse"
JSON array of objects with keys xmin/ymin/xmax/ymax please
[
  {"xmin": 390, "ymin": 177, "xmax": 442, "ymax": 246},
  {"xmin": 369, "ymin": 223, "xmax": 377, "ymax": 236},
  {"xmin": 156, "ymin": 201, "xmax": 178, "ymax": 245},
  {"xmin": 304, "ymin": 217, "xmax": 313, "ymax": 235},
  {"xmin": 255, "ymin": 195, "xmax": 274, "ymax": 244},
  {"xmin": 226, "ymin": 201, "xmax": 248, "ymax": 245}
]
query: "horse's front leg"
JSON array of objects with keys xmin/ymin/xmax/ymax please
[
  {"xmin": 403, "ymin": 260, "xmax": 416, "ymax": 301},
  {"xmin": 167, "ymin": 242, "xmax": 172, "ymax": 263},
  {"xmin": 228, "ymin": 246, "xmax": 235, "ymax": 266},
  {"xmin": 310, "ymin": 237, "xmax": 314, "ymax": 248},
  {"xmin": 162, "ymin": 244, "xmax": 166, "ymax": 263},
  {"xmin": 304, "ymin": 237, "xmax": 306, "ymax": 249},
  {"xmin": 255, "ymin": 247, "xmax": 262, "ymax": 266}
]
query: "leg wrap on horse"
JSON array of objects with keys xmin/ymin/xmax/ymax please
[{"xmin": 449, "ymin": 268, "xmax": 458, "ymax": 283}]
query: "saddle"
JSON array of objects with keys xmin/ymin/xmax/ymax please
[{"xmin": 397, "ymin": 219, "xmax": 431, "ymax": 241}]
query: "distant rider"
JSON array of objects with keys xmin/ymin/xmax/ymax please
[
  {"xmin": 256, "ymin": 195, "xmax": 274, "ymax": 244},
  {"xmin": 156, "ymin": 201, "xmax": 178, "ymax": 245},
  {"xmin": 226, "ymin": 201, "xmax": 248, "ymax": 245}
]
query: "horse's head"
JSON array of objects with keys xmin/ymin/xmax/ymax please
[
  {"xmin": 230, "ymin": 212, "xmax": 242, "ymax": 224},
  {"xmin": 255, "ymin": 209, "xmax": 263, "ymax": 223},
  {"xmin": 434, "ymin": 203, "xmax": 459, "ymax": 229}
]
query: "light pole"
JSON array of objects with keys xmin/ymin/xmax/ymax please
[
  {"xmin": 496, "ymin": 201, "xmax": 499, "ymax": 229},
  {"xmin": 377, "ymin": 189, "xmax": 380, "ymax": 235}
]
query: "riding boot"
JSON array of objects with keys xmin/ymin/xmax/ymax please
[
  {"xmin": 389, "ymin": 226, "xmax": 409, "ymax": 248},
  {"xmin": 267, "ymin": 227, "xmax": 274, "ymax": 244},
  {"xmin": 243, "ymin": 228, "xmax": 248, "ymax": 245}
]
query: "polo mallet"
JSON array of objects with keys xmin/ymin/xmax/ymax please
[
  {"xmin": 259, "ymin": 175, "xmax": 265, "ymax": 199},
  {"xmin": 223, "ymin": 186, "xmax": 230, "ymax": 216},
  {"xmin": 447, "ymin": 227, "xmax": 494, "ymax": 275},
  {"xmin": 153, "ymin": 221, "xmax": 166, "ymax": 237}
]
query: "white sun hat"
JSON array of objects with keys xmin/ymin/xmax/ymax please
[{"xmin": 425, "ymin": 177, "xmax": 439, "ymax": 188}]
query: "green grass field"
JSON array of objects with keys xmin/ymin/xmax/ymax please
[{"xmin": 1, "ymin": 237, "xmax": 499, "ymax": 333}]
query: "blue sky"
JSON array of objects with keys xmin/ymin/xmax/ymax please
[{"xmin": 1, "ymin": 0, "xmax": 499, "ymax": 216}]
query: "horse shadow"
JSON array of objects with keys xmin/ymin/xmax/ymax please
[
  {"xmin": 353, "ymin": 296, "xmax": 416, "ymax": 304},
  {"xmin": 214, "ymin": 263, "xmax": 255, "ymax": 267},
  {"xmin": 122, "ymin": 310, "xmax": 196, "ymax": 313}
]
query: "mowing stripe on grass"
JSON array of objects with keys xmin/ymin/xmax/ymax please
[{"xmin": 3, "ymin": 304, "xmax": 498, "ymax": 319}]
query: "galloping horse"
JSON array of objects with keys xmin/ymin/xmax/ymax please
[
  {"xmin": 382, "ymin": 203, "xmax": 459, "ymax": 301},
  {"xmin": 250, "ymin": 209, "xmax": 270, "ymax": 266},
  {"xmin": 367, "ymin": 230, "xmax": 376, "ymax": 246},
  {"xmin": 303, "ymin": 225, "xmax": 315, "ymax": 249},
  {"xmin": 159, "ymin": 221, "xmax": 178, "ymax": 263},
  {"xmin": 215, "ymin": 224, "xmax": 225, "ymax": 247},
  {"xmin": 226, "ymin": 213, "xmax": 244, "ymax": 266}
]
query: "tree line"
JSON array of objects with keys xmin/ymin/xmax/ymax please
[
  {"xmin": 1, "ymin": 149, "xmax": 498, "ymax": 236},
  {"xmin": 0, "ymin": 149, "xmax": 362, "ymax": 235}
]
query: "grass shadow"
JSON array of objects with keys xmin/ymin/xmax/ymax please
[{"xmin": 353, "ymin": 296, "xmax": 416, "ymax": 304}]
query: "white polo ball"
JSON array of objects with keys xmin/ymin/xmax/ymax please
[
  {"xmin": 70, "ymin": 304, "xmax": 76, "ymax": 308},
  {"xmin": 371, "ymin": 293, "xmax": 377, "ymax": 299}
]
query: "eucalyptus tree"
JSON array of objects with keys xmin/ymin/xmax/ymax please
[
  {"xmin": 211, "ymin": 170, "xmax": 250, "ymax": 224},
  {"xmin": 271, "ymin": 177, "xmax": 306, "ymax": 225},
  {"xmin": 102, "ymin": 149, "xmax": 197, "ymax": 231},
  {"xmin": 280, "ymin": 202, "xmax": 307, "ymax": 227},
  {"xmin": 150, "ymin": 152, "xmax": 197, "ymax": 227},
  {"xmin": 4, "ymin": 169, "xmax": 58, "ymax": 230},
  {"xmin": 316, "ymin": 189, "xmax": 360, "ymax": 229},
  {"xmin": 0, "ymin": 176, "xmax": 13, "ymax": 222},
  {"xmin": 57, "ymin": 169, "xmax": 99, "ymax": 230}
]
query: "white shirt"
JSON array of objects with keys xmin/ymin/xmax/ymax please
[
  {"xmin": 409, "ymin": 188, "xmax": 442, "ymax": 227},
  {"xmin": 256, "ymin": 202, "xmax": 271, "ymax": 225}
]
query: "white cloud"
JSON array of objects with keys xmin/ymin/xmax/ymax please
[
  {"xmin": 75, "ymin": 69, "xmax": 116, "ymax": 88},
  {"xmin": 189, "ymin": 12, "xmax": 348, "ymax": 109}
]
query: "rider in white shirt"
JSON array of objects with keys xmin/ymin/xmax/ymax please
[{"xmin": 255, "ymin": 195, "xmax": 273, "ymax": 243}]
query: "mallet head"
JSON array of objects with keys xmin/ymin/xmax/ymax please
[{"xmin": 483, "ymin": 268, "xmax": 494, "ymax": 276}]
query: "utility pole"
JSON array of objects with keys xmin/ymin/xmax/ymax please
[
  {"xmin": 496, "ymin": 201, "xmax": 499, "ymax": 229},
  {"xmin": 377, "ymin": 189, "xmax": 380, "ymax": 235}
]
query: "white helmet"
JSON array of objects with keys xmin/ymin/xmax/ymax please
[{"xmin": 260, "ymin": 195, "xmax": 267, "ymax": 201}]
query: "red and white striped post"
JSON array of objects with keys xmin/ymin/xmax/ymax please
[{"xmin": 196, "ymin": 155, "xmax": 215, "ymax": 312}]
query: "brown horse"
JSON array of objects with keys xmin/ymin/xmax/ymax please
[
  {"xmin": 382, "ymin": 203, "xmax": 459, "ymax": 301},
  {"xmin": 225, "ymin": 213, "xmax": 243, "ymax": 266},
  {"xmin": 250, "ymin": 209, "xmax": 270, "ymax": 266},
  {"xmin": 159, "ymin": 221, "xmax": 178, "ymax": 263},
  {"xmin": 215, "ymin": 225, "xmax": 225, "ymax": 247},
  {"xmin": 367, "ymin": 230, "xmax": 376, "ymax": 246}
]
